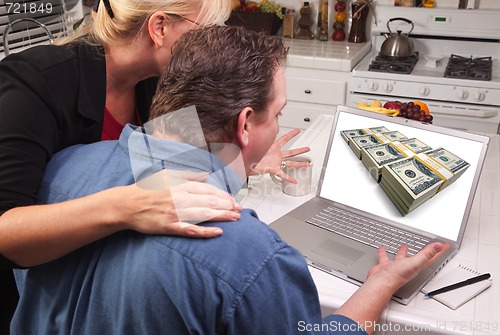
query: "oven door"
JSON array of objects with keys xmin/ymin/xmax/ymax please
[{"xmin": 348, "ymin": 93, "xmax": 500, "ymax": 134}]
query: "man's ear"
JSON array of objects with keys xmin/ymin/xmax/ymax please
[
  {"xmin": 235, "ymin": 107, "xmax": 254, "ymax": 148},
  {"xmin": 147, "ymin": 12, "xmax": 168, "ymax": 48}
]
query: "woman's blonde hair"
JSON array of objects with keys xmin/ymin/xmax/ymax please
[{"xmin": 58, "ymin": 0, "xmax": 231, "ymax": 46}]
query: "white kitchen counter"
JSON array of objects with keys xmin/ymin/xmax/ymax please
[
  {"xmin": 239, "ymin": 114, "xmax": 500, "ymax": 335},
  {"xmin": 283, "ymin": 38, "xmax": 371, "ymax": 72}
]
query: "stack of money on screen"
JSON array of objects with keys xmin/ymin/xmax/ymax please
[
  {"xmin": 342, "ymin": 127, "xmax": 470, "ymax": 216},
  {"xmin": 341, "ymin": 127, "xmax": 406, "ymax": 159},
  {"xmin": 341, "ymin": 126, "xmax": 390, "ymax": 144},
  {"xmin": 361, "ymin": 138, "xmax": 432, "ymax": 182},
  {"xmin": 380, "ymin": 147, "xmax": 470, "ymax": 215}
]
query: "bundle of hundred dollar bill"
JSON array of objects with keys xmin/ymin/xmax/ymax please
[
  {"xmin": 341, "ymin": 126, "xmax": 390, "ymax": 142},
  {"xmin": 362, "ymin": 137, "xmax": 432, "ymax": 182},
  {"xmin": 341, "ymin": 127, "xmax": 409, "ymax": 159},
  {"xmin": 342, "ymin": 127, "xmax": 470, "ymax": 215},
  {"xmin": 380, "ymin": 147, "xmax": 470, "ymax": 215}
]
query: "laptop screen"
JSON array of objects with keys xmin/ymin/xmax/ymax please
[{"xmin": 319, "ymin": 107, "xmax": 489, "ymax": 242}]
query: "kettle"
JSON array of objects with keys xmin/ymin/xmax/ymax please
[{"xmin": 380, "ymin": 17, "xmax": 415, "ymax": 58}]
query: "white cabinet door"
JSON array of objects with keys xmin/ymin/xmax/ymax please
[
  {"xmin": 279, "ymin": 101, "xmax": 336, "ymax": 130},
  {"xmin": 283, "ymin": 67, "xmax": 350, "ymax": 130},
  {"xmin": 285, "ymin": 67, "xmax": 351, "ymax": 106},
  {"xmin": 286, "ymin": 76, "xmax": 347, "ymax": 106}
]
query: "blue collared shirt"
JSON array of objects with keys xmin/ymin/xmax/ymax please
[{"xmin": 12, "ymin": 125, "xmax": 367, "ymax": 335}]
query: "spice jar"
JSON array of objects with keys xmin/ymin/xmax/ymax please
[{"xmin": 282, "ymin": 8, "xmax": 296, "ymax": 38}]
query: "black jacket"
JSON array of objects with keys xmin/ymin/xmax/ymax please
[{"xmin": 0, "ymin": 42, "xmax": 158, "ymax": 268}]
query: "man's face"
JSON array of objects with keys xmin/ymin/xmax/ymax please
[{"xmin": 246, "ymin": 68, "xmax": 287, "ymax": 169}]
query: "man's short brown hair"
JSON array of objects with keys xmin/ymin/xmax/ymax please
[{"xmin": 148, "ymin": 25, "xmax": 287, "ymax": 146}]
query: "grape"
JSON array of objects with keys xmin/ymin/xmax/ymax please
[
  {"xmin": 260, "ymin": 2, "xmax": 284, "ymax": 19},
  {"xmin": 394, "ymin": 100, "xmax": 435, "ymax": 124}
]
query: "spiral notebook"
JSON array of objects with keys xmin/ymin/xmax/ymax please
[{"xmin": 421, "ymin": 264, "xmax": 492, "ymax": 310}]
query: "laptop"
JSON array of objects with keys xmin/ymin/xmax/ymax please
[{"xmin": 269, "ymin": 105, "xmax": 490, "ymax": 304}]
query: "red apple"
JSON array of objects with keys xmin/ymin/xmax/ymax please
[{"xmin": 383, "ymin": 100, "xmax": 403, "ymax": 110}]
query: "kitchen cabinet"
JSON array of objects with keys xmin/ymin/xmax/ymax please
[
  {"xmin": 281, "ymin": 67, "xmax": 351, "ymax": 129},
  {"xmin": 278, "ymin": 38, "xmax": 371, "ymax": 130}
]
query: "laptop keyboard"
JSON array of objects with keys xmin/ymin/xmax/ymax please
[{"xmin": 306, "ymin": 206, "xmax": 430, "ymax": 256}]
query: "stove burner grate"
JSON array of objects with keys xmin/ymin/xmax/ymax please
[
  {"xmin": 444, "ymin": 54, "xmax": 492, "ymax": 81},
  {"xmin": 368, "ymin": 53, "xmax": 419, "ymax": 74}
]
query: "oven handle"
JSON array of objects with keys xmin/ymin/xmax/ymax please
[
  {"xmin": 348, "ymin": 94, "xmax": 499, "ymax": 119},
  {"xmin": 429, "ymin": 107, "xmax": 498, "ymax": 118}
]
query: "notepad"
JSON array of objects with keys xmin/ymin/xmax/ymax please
[{"xmin": 421, "ymin": 265, "xmax": 492, "ymax": 310}]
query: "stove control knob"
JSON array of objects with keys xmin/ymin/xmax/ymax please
[
  {"xmin": 368, "ymin": 81, "xmax": 379, "ymax": 91},
  {"xmin": 457, "ymin": 89, "xmax": 469, "ymax": 100},
  {"xmin": 382, "ymin": 83, "xmax": 393, "ymax": 93},
  {"xmin": 474, "ymin": 91, "xmax": 486, "ymax": 102},
  {"xmin": 419, "ymin": 86, "xmax": 430, "ymax": 96}
]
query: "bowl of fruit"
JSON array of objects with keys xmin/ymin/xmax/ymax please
[
  {"xmin": 355, "ymin": 100, "xmax": 434, "ymax": 124},
  {"xmin": 226, "ymin": 0, "xmax": 283, "ymax": 35},
  {"xmin": 384, "ymin": 100, "xmax": 434, "ymax": 124}
]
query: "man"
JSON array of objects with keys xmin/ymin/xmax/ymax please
[{"xmin": 12, "ymin": 26, "xmax": 448, "ymax": 334}]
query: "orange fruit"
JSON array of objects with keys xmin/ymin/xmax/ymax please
[{"xmin": 414, "ymin": 101, "xmax": 430, "ymax": 115}]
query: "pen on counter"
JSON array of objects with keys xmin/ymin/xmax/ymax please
[{"xmin": 424, "ymin": 273, "xmax": 491, "ymax": 297}]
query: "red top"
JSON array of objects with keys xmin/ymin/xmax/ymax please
[{"xmin": 101, "ymin": 107, "xmax": 142, "ymax": 141}]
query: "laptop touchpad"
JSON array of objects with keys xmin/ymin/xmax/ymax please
[{"xmin": 312, "ymin": 239, "xmax": 364, "ymax": 265}]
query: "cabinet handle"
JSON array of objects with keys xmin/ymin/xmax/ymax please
[
  {"xmin": 304, "ymin": 117, "xmax": 310, "ymax": 122},
  {"xmin": 304, "ymin": 89, "xmax": 311, "ymax": 94}
]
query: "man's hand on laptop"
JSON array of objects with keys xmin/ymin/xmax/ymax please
[
  {"xmin": 335, "ymin": 242, "xmax": 450, "ymax": 335},
  {"xmin": 366, "ymin": 242, "xmax": 451, "ymax": 291}
]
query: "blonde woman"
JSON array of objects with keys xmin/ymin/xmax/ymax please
[{"xmin": 0, "ymin": 0, "xmax": 307, "ymax": 329}]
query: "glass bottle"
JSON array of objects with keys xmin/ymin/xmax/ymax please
[
  {"xmin": 316, "ymin": 0, "xmax": 329, "ymax": 41},
  {"xmin": 348, "ymin": 1, "xmax": 369, "ymax": 43},
  {"xmin": 423, "ymin": 0, "xmax": 435, "ymax": 7},
  {"xmin": 282, "ymin": 8, "xmax": 296, "ymax": 38},
  {"xmin": 296, "ymin": 2, "xmax": 314, "ymax": 40},
  {"xmin": 332, "ymin": 0, "xmax": 346, "ymax": 41}
]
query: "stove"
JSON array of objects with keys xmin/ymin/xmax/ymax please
[
  {"xmin": 349, "ymin": 6, "xmax": 500, "ymax": 134},
  {"xmin": 444, "ymin": 55, "xmax": 492, "ymax": 81},
  {"xmin": 368, "ymin": 53, "xmax": 419, "ymax": 74}
]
